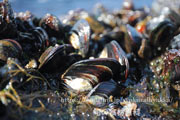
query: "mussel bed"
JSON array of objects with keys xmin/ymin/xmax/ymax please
[{"xmin": 0, "ymin": 0, "xmax": 180, "ymax": 120}]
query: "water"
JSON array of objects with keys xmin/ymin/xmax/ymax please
[{"xmin": 9, "ymin": 0, "xmax": 153, "ymax": 17}]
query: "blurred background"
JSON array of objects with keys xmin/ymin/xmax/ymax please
[{"xmin": 9, "ymin": 0, "xmax": 153, "ymax": 17}]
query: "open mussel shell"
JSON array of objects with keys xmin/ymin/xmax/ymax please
[
  {"xmin": 124, "ymin": 24, "xmax": 142, "ymax": 54},
  {"xmin": 39, "ymin": 13, "xmax": 64, "ymax": 39},
  {"xmin": 86, "ymin": 80, "xmax": 120, "ymax": 108},
  {"xmin": 69, "ymin": 19, "xmax": 90, "ymax": 57},
  {"xmin": 0, "ymin": 39, "xmax": 22, "ymax": 65},
  {"xmin": 99, "ymin": 40, "xmax": 129, "ymax": 81},
  {"xmin": 38, "ymin": 44, "xmax": 81, "ymax": 73},
  {"xmin": 61, "ymin": 58, "xmax": 122, "ymax": 93}
]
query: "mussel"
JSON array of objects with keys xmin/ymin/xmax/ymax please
[
  {"xmin": 160, "ymin": 7, "xmax": 180, "ymax": 26},
  {"xmin": 61, "ymin": 58, "xmax": 123, "ymax": 93},
  {"xmin": 39, "ymin": 13, "xmax": 64, "ymax": 39},
  {"xmin": 15, "ymin": 11, "xmax": 37, "ymax": 32},
  {"xmin": 99, "ymin": 40, "xmax": 129, "ymax": 81},
  {"xmin": 149, "ymin": 20, "xmax": 176, "ymax": 57},
  {"xmin": 0, "ymin": 39, "xmax": 22, "ymax": 65},
  {"xmin": 38, "ymin": 44, "xmax": 81, "ymax": 73},
  {"xmin": 86, "ymin": 80, "xmax": 120, "ymax": 108},
  {"xmin": 149, "ymin": 20, "xmax": 176, "ymax": 48},
  {"xmin": 0, "ymin": 0, "xmax": 17, "ymax": 39},
  {"xmin": 17, "ymin": 27, "xmax": 49, "ymax": 56},
  {"xmin": 69, "ymin": 19, "xmax": 90, "ymax": 57},
  {"xmin": 124, "ymin": 24, "xmax": 142, "ymax": 54},
  {"xmin": 137, "ymin": 38, "xmax": 152, "ymax": 60},
  {"xmin": 135, "ymin": 19, "xmax": 177, "ymax": 60},
  {"xmin": 88, "ymin": 28, "xmax": 124, "ymax": 57}
]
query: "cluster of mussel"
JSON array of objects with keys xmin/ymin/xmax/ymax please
[{"xmin": 1, "ymin": 0, "xmax": 180, "ymax": 119}]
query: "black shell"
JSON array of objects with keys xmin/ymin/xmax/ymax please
[
  {"xmin": 149, "ymin": 20, "xmax": 176, "ymax": 48},
  {"xmin": 161, "ymin": 7, "xmax": 180, "ymax": 26},
  {"xmin": 69, "ymin": 19, "xmax": 90, "ymax": 57},
  {"xmin": 0, "ymin": 39, "xmax": 22, "ymax": 64},
  {"xmin": 99, "ymin": 40, "xmax": 129, "ymax": 81},
  {"xmin": 124, "ymin": 24, "xmax": 142, "ymax": 54},
  {"xmin": 149, "ymin": 20, "xmax": 176, "ymax": 57},
  {"xmin": 39, "ymin": 44, "xmax": 81, "ymax": 73},
  {"xmin": 15, "ymin": 11, "xmax": 36, "ymax": 32},
  {"xmin": 86, "ymin": 80, "xmax": 120, "ymax": 108},
  {"xmin": 0, "ymin": 0, "xmax": 17, "ymax": 39},
  {"xmin": 61, "ymin": 58, "xmax": 123, "ymax": 93},
  {"xmin": 39, "ymin": 13, "xmax": 64, "ymax": 39},
  {"xmin": 17, "ymin": 27, "xmax": 49, "ymax": 55}
]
